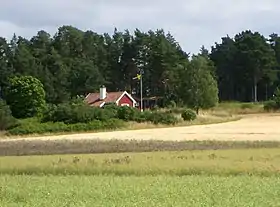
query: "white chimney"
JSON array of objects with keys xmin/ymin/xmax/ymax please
[{"xmin": 100, "ymin": 85, "xmax": 106, "ymax": 100}]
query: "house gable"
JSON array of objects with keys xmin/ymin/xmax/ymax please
[
  {"xmin": 85, "ymin": 90, "xmax": 136, "ymax": 107},
  {"xmin": 116, "ymin": 91, "xmax": 137, "ymax": 107}
]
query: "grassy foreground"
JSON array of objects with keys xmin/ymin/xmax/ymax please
[
  {"xmin": 2, "ymin": 144, "xmax": 280, "ymax": 206},
  {"xmin": 1, "ymin": 175, "xmax": 280, "ymax": 207},
  {"xmin": 1, "ymin": 148, "xmax": 280, "ymax": 176}
]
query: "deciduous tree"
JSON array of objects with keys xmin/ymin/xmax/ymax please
[{"xmin": 6, "ymin": 76, "xmax": 46, "ymax": 118}]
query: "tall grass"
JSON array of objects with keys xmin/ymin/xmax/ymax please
[
  {"xmin": 1, "ymin": 148, "xmax": 280, "ymax": 176},
  {"xmin": 214, "ymin": 101, "xmax": 264, "ymax": 114}
]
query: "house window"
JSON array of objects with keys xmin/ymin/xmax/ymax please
[{"xmin": 121, "ymin": 103, "xmax": 130, "ymax": 106}]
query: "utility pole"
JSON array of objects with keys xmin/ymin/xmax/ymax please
[
  {"xmin": 132, "ymin": 57, "xmax": 144, "ymax": 112},
  {"xmin": 132, "ymin": 68, "xmax": 144, "ymax": 112},
  {"xmin": 140, "ymin": 69, "xmax": 143, "ymax": 112}
]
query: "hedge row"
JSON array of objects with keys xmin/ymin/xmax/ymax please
[
  {"xmin": 3, "ymin": 98, "xmax": 200, "ymax": 135},
  {"xmin": 6, "ymin": 103, "xmax": 181, "ymax": 135},
  {"xmin": 8, "ymin": 118, "xmax": 125, "ymax": 135},
  {"xmin": 42, "ymin": 102, "xmax": 179, "ymax": 125}
]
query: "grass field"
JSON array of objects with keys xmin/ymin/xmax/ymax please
[
  {"xmin": 2, "ymin": 144, "xmax": 280, "ymax": 206},
  {"xmin": 1, "ymin": 175, "xmax": 280, "ymax": 207}
]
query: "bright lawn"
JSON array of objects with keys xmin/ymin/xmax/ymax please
[
  {"xmin": 1, "ymin": 175, "xmax": 280, "ymax": 207},
  {"xmin": 1, "ymin": 148, "xmax": 280, "ymax": 176}
]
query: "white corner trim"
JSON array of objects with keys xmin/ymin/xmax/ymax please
[
  {"xmin": 100, "ymin": 102, "xmax": 106, "ymax": 108},
  {"xmin": 85, "ymin": 93, "xmax": 91, "ymax": 99},
  {"xmin": 115, "ymin": 91, "xmax": 137, "ymax": 105}
]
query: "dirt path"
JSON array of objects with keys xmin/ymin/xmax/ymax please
[{"xmin": 2, "ymin": 114, "xmax": 280, "ymax": 142}]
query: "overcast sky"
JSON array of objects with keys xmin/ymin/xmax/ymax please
[{"xmin": 1, "ymin": 0, "xmax": 280, "ymax": 54}]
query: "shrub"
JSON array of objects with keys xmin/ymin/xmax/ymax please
[
  {"xmin": 102, "ymin": 104, "xmax": 119, "ymax": 119},
  {"xmin": 41, "ymin": 104, "xmax": 57, "ymax": 122},
  {"xmin": 263, "ymin": 100, "xmax": 278, "ymax": 111},
  {"xmin": 115, "ymin": 107, "xmax": 178, "ymax": 125},
  {"xmin": 42, "ymin": 102, "xmax": 75, "ymax": 123},
  {"xmin": 42, "ymin": 101, "xmax": 178, "ymax": 126},
  {"xmin": 42, "ymin": 102, "xmax": 118, "ymax": 124},
  {"xmin": 117, "ymin": 106, "xmax": 140, "ymax": 121},
  {"xmin": 134, "ymin": 111, "xmax": 153, "ymax": 123},
  {"xmin": 148, "ymin": 112, "xmax": 178, "ymax": 125},
  {"xmin": 0, "ymin": 100, "xmax": 18, "ymax": 130},
  {"xmin": 181, "ymin": 109, "xmax": 197, "ymax": 121},
  {"xmin": 167, "ymin": 100, "xmax": 177, "ymax": 108}
]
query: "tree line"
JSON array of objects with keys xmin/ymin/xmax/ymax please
[{"xmin": 0, "ymin": 25, "xmax": 280, "ymax": 107}]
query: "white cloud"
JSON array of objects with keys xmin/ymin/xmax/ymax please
[{"xmin": 0, "ymin": 0, "xmax": 280, "ymax": 54}]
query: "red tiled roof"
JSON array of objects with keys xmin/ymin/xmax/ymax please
[{"xmin": 85, "ymin": 91, "xmax": 124, "ymax": 107}]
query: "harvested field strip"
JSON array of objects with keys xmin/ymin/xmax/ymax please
[
  {"xmin": 1, "ymin": 148, "xmax": 280, "ymax": 176},
  {"xmin": 1, "ymin": 139, "xmax": 280, "ymax": 156}
]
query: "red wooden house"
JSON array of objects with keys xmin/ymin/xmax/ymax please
[{"xmin": 85, "ymin": 86, "xmax": 137, "ymax": 108}]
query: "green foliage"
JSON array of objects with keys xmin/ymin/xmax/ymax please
[
  {"xmin": 8, "ymin": 118, "xmax": 124, "ymax": 135},
  {"xmin": 181, "ymin": 109, "xmax": 197, "ymax": 121},
  {"xmin": 180, "ymin": 55, "xmax": 219, "ymax": 113},
  {"xmin": 210, "ymin": 31, "xmax": 279, "ymax": 102},
  {"xmin": 114, "ymin": 106, "xmax": 178, "ymax": 125},
  {"xmin": 0, "ymin": 100, "xmax": 18, "ymax": 130},
  {"xmin": 42, "ymin": 102, "xmax": 118, "ymax": 124},
  {"xmin": 8, "ymin": 105, "xmax": 180, "ymax": 134},
  {"xmin": 117, "ymin": 106, "xmax": 139, "ymax": 121},
  {"xmin": 6, "ymin": 76, "xmax": 46, "ymax": 119},
  {"xmin": 273, "ymin": 87, "xmax": 280, "ymax": 105},
  {"xmin": 166, "ymin": 100, "xmax": 177, "ymax": 108},
  {"xmin": 41, "ymin": 99, "xmax": 178, "ymax": 132},
  {"xmin": 0, "ymin": 38, "xmax": 14, "ymax": 90},
  {"xmin": 148, "ymin": 111, "xmax": 179, "ymax": 125},
  {"xmin": 234, "ymin": 31, "xmax": 276, "ymax": 102},
  {"xmin": 122, "ymin": 109, "xmax": 179, "ymax": 125}
]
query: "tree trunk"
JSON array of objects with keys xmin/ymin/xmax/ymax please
[
  {"xmin": 265, "ymin": 83, "xmax": 268, "ymax": 101},
  {"xmin": 253, "ymin": 76, "xmax": 258, "ymax": 102}
]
